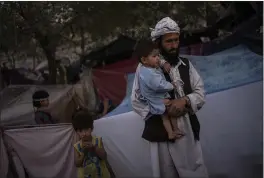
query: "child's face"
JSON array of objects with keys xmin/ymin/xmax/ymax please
[
  {"xmin": 77, "ymin": 128, "xmax": 92, "ymax": 139},
  {"xmin": 40, "ymin": 98, "xmax": 49, "ymax": 107},
  {"xmin": 141, "ymin": 49, "xmax": 160, "ymax": 68}
]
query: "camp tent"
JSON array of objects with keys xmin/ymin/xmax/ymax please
[
  {"xmin": 91, "ymin": 9, "xmax": 262, "ymax": 105},
  {"xmin": 1, "ymin": 85, "xmax": 77, "ymax": 126},
  {"xmin": 92, "ymin": 38, "xmax": 263, "ymax": 106},
  {"xmin": 0, "ymin": 44, "xmax": 262, "ymax": 178},
  {"xmin": 92, "ymin": 57, "xmax": 138, "ymax": 105},
  {"xmin": 0, "ymin": 70, "xmax": 97, "ymax": 127},
  {"xmin": 83, "ymin": 35, "xmax": 137, "ymax": 67}
]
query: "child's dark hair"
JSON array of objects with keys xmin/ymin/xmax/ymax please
[
  {"xmin": 134, "ymin": 40, "xmax": 158, "ymax": 63},
  {"xmin": 32, "ymin": 90, "xmax": 49, "ymax": 108},
  {"xmin": 72, "ymin": 110, "xmax": 95, "ymax": 131}
]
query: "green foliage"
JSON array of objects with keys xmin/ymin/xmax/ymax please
[{"xmin": 0, "ymin": 2, "xmax": 222, "ymax": 74}]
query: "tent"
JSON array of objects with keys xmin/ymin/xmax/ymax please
[
  {"xmin": 83, "ymin": 35, "xmax": 137, "ymax": 67},
  {"xmin": 97, "ymin": 44, "xmax": 263, "ymax": 178},
  {"xmin": 91, "ymin": 8, "xmax": 262, "ymax": 105},
  {"xmin": 92, "ymin": 57, "xmax": 138, "ymax": 105},
  {"xmin": 1, "ymin": 85, "xmax": 76, "ymax": 126},
  {"xmin": 0, "ymin": 78, "xmax": 96, "ymax": 127},
  {"xmin": 93, "ymin": 44, "xmax": 263, "ymax": 106},
  {"xmin": 0, "ymin": 45, "xmax": 262, "ymax": 178}
]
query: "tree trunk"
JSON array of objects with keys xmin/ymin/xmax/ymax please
[
  {"xmin": 80, "ymin": 25, "xmax": 85, "ymax": 56},
  {"xmin": 0, "ymin": 70, "xmax": 3, "ymax": 91},
  {"xmin": 33, "ymin": 55, "xmax": 36, "ymax": 69},
  {"xmin": 42, "ymin": 47, "xmax": 57, "ymax": 84}
]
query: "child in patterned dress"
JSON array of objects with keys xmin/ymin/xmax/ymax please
[{"xmin": 72, "ymin": 110, "xmax": 113, "ymax": 178}]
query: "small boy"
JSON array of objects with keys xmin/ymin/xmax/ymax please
[
  {"xmin": 72, "ymin": 110, "xmax": 113, "ymax": 178},
  {"xmin": 32, "ymin": 90, "xmax": 55, "ymax": 124},
  {"xmin": 136, "ymin": 40, "xmax": 184, "ymax": 140}
]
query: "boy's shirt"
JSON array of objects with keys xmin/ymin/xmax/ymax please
[
  {"xmin": 35, "ymin": 110, "xmax": 54, "ymax": 124},
  {"xmin": 138, "ymin": 65, "xmax": 173, "ymax": 115}
]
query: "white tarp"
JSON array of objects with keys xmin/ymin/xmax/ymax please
[
  {"xmin": 0, "ymin": 83, "xmax": 94, "ymax": 126},
  {"xmin": 0, "ymin": 131, "xmax": 9, "ymax": 178},
  {"xmin": 1, "ymin": 81, "xmax": 262, "ymax": 178},
  {"xmin": 4, "ymin": 124, "xmax": 77, "ymax": 178}
]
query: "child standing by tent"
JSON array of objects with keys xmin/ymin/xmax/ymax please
[
  {"xmin": 32, "ymin": 90, "xmax": 56, "ymax": 124},
  {"xmin": 135, "ymin": 40, "xmax": 184, "ymax": 140},
  {"xmin": 72, "ymin": 110, "xmax": 113, "ymax": 178}
]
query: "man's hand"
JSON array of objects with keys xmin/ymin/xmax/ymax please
[
  {"xmin": 163, "ymin": 62, "xmax": 171, "ymax": 73},
  {"xmin": 171, "ymin": 82, "xmax": 177, "ymax": 89},
  {"xmin": 167, "ymin": 98, "xmax": 187, "ymax": 117}
]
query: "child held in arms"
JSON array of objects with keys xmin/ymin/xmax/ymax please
[
  {"xmin": 32, "ymin": 90, "xmax": 56, "ymax": 124},
  {"xmin": 136, "ymin": 40, "xmax": 184, "ymax": 140},
  {"xmin": 72, "ymin": 110, "xmax": 113, "ymax": 178}
]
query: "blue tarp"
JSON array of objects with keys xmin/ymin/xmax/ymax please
[{"xmin": 105, "ymin": 45, "xmax": 263, "ymax": 117}]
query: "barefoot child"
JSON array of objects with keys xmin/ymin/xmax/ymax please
[
  {"xmin": 136, "ymin": 40, "xmax": 184, "ymax": 140},
  {"xmin": 72, "ymin": 110, "xmax": 112, "ymax": 178}
]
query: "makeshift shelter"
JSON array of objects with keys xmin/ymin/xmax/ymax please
[
  {"xmin": 0, "ymin": 44, "xmax": 262, "ymax": 178},
  {"xmin": 0, "ymin": 81, "xmax": 96, "ymax": 127},
  {"xmin": 92, "ymin": 57, "xmax": 138, "ymax": 105},
  {"xmin": 1, "ymin": 85, "xmax": 74, "ymax": 126},
  {"xmin": 91, "ymin": 8, "xmax": 262, "ymax": 103},
  {"xmin": 83, "ymin": 35, "xmax": 137, "ymax": 67},
  {"xmin": 92, "ymin": 41, "xmax": 263, "ymax": 106}
]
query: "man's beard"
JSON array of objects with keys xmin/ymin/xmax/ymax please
[{"xmin": 160, "ymin": 46, "xmax": 180, "ymax": 66}]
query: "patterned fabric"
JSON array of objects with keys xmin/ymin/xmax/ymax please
[
  {"xmin": 138, "ymin": 66, "xmax": 173, "ymax": 116},
  {"xmin": 74, "ymin": 136, "xmax": 110, "ymax": 178},
  {"xmin": 150, "ymin": 17, "xmax": 180, "ymax": 41}
]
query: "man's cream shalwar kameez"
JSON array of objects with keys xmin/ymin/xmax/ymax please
[{"xmin": 131, "ymin": 57, "xmax": 209, "ymax": 178}]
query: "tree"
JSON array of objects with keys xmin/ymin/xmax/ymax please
[{"xmin": 0, "ymin": 1, "xmax": 222, "ymax": 83}]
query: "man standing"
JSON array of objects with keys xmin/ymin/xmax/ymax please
[{"xmin": 131, "ymin": 17, "xmax": 208, "ymax": 178}]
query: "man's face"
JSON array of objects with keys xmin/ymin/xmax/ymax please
[{"xmin": 161, "ymin": 33, "xmax": 180, "ymax": 54}]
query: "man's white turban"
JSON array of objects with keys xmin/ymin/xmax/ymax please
[{"xmin": 150, "ymin": 17, "xmax": 180, "ymax": 41}]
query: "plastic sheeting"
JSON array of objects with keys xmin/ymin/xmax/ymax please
[
  {"xmin": 92, "ymin": 58, "xmax": 138, "ymax": 104},
  {"xmin": 105, "ymin": 45, "xmax": 263, "ymax": 118},
  {"xmin": 3, "ymin": 124, "xmax": 77, "ymax": 178},
  {"xmin": 1, "ymin": 81, "xmax": 262, "ymax": 178},
  {"xmin": 0, "ymin": 82, "xmax": 94, "ymax": 127},
  {"xmin": 198, "ymin": 82, "xmax": 263, "ymax": 178},
  {"xmin": 93, "ymin": 45, "xmax": 263, "ymax": 106},
  {"xmin": 1, "ymin": 85, "xmax": 75, "ymax": 126},
  {"xmin": 0, "ymin": 131, "xmax": 9, "ymax": 178},
  {"xmin": 97, "ymin": 81, "xmax": 263, "ymax": 178}
]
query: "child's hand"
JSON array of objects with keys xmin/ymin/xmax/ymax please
[
  {"xmin": 82, "ymin": 140, "xmax": 95, "ymax": 152},
  {"xmin": 163, "ymin": 99, "xmax": 171, "ymax": 106},
  {"xmin": 163, "ymin": 62, "xmax": 171, "ymax": 73},
  {"xmin": 83, "ymin": 142, "xmax": 93, "ymax": 149}
]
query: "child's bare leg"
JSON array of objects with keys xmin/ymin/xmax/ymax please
[
  {"xmin": 171, "ymin": 117, "xmax": 185, "ymax": 139},
  {"xmin": 162, "ymin": 114, "xmax": 176, "ymax": 139}
]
